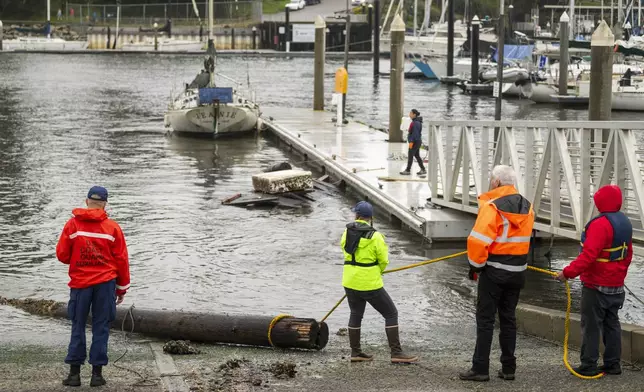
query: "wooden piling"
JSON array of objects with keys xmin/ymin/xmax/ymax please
[
  {"xmin": 285, "ymin": 6, "xmax": 290, "ymax": 52},
  {"xmin": 373, "ymin": 0, "xmax": 381, "ymax": 76},
  {"xmin": 470, "ymin": 16, "xmax": 480, "ymax": 84},
  {"xmin": 558, "ymin": 12, "xmax": 569, "ymax": 96},
  {"xmin": 447, "ymin": 0, "xmax": 454, "ymax": 76},
  {"xmin": 314, "ymin": 16, "xmax": 326, "ymax": 111},
  {"xmin": 0, "ymin": 297, "xmax": 329, "ymax": 350},
  {"xmin": 252, "ymin": 26, "xmax": 257, "ymax": 49},
  {"xmin": 0, "ymin": 20, "xmax": 4, "ymax": 51},
  {"xmin": 588, "ymin": 20, "xmax": 614, "ymax": 122},
  {"xmin": 389, "ymin": 14, "xmax": 405, "ymax": 142}
]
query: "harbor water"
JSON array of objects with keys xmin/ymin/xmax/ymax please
[{"xmin": 0, "ymin": 54, "xmax": 642, "ymax": 345}]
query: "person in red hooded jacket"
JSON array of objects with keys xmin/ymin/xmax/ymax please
[
  {"xmin": 56, "ymin": 186, "xmax": 130, "ymax": 387},
  {"xmin": 556, "ymin": 185, "xmax": 633, "ymax": 377}
]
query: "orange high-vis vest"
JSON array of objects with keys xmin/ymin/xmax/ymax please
[{"xmin": 467, "ymin": 185, "xmax": 535, "ymax": 284}]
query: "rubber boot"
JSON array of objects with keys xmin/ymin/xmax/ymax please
[
  {"xmin": 348, "ymin": 328, "xmax": 373, "ymax": 362},
  {"xmin": 385, "ymin": 326, "xmax": 418, "ymax": 364},
  {"xmin": 62, "ymin": 364, "xmax": 81, "ymax": 387},
  {"xmin": 90, "ymin": 365, "xmax": 106, "ymax": 387}
]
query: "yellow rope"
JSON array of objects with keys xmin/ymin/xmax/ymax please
[
  {"xmin": 267, "ymin": 314, "xmax": 292, "ymax": 347},
  {"xmin": 527, "ymin": 266, "xmax": 605, "ymax": 380},
  {"xmin": 320, "ymin": 252, "xmax": 605, "ymax": 380}
]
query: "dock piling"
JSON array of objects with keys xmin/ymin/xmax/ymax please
[
  {"xmin": 314, "ymin": 16, "xmax": 326, "ymax": 111},
  {"xmin": 470, "ymin": 16, "xmax": 480, "ymax": 84},
  {"xmin": 373, "ymin": 0, "xmax": 381, "ymax": 76},
  {"xmin": 447, "ymin": 0, "xmax": 454, "ymax": 76},
  {"xmin": 252, "ymin": 26, "xmax": 257, "ymax": 49},
  {"xmin": 1, "ymin": 20, "xmax": 4, "ymax": 51},
  {"xmin": 494, "ymin": 0, "xmax": 505, "ymax": 123},
  {"xmin": 389, "ymin": 14, "xmax": 405, "ymax": 142},
  {"xmin": 285, "ymin": 7, "xmax": 290, "ymax": 52},
  {"xmin": 558, "ymin": 12, "xmax": 569, "ymax": 96},
  {"xmin": 588, "ymin": 20, "xmax": 614, "ymax": 123}
]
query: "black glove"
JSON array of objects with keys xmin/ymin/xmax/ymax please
[{"xmin": 468, "ymin": 269, "xmax": 478, "ymax": 281}]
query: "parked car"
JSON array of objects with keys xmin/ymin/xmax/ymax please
[
  {"xmin": 305, "ymin": 0, "xmax": 321, "ymax": 5},
  {"xmin": 286, "ymin": 0, "xmax": 306, "ymax": 10},
  {"xmin": 351, "ymin": 0, "xmax": 365, "ymax": 6}
]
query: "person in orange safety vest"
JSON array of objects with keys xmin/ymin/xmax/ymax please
[{"xmin": 459, "ymin": 165, "xmax": 535, "ymax": 382}]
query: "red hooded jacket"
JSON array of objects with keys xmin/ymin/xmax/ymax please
[
  {"xmin": 56, "ymin": 208, "xmax": 130, "ymax": 295},
  {"xmin": 563, "ymin": 185, "xmax": 633, "ymax": 287}
]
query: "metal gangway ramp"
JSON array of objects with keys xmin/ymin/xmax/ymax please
[{"xmin": 426, "ymin": 121, "xmax": 644, "ymax": 253}]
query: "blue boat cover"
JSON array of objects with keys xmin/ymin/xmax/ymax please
[
  {"xmin": 492, "ymin": 45, "xmax": 534, "ymax": 63},
  {"xmin": 198, "ymin": 87, "xmax": 233, "ymax": 104}
]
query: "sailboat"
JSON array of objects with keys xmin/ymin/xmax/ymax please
[
  {"xmin": 163, "ymin": 0, "xmax": 260, "ymax": 137},
  {"xmin": 1, "ymin": 1, "xmax": 88, "ymax": 51}
]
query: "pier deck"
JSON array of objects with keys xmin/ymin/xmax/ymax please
[{"xmin": 262, "ymin": 107, "xmax": 475, "ymax": 241}]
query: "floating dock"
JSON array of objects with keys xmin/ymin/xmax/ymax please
[{"xmin": 261, "ymin": 108, "xmax": 475, "ymax": 241}]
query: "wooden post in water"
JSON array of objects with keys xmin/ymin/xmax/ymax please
[
  {"xmin": 285, "ymin": 6, "xmax": 290, "ymax": 52},
  {"xmin": 314, "ymin": 16, "xmax": 326, "ymax": 111},
  {"xmin": 252, "ymin": 26, "xmax": 257, "ymax": 49},
  {"xmin": 558, "ymin": 12, "xmax": 569, "ymax": 96},
  {"xmin": 589, "ymin": 20, "xmax": 614, "ymax": 123},
  {"xmin": 0, "ymin": 20, "xmax": 3, "ymax": 51},
  {"xmin": 373, "ymin": 0, "xmax": 381, "ymax": 76},
  {"xmin": 471, "ymin": 15, "xmax": 480, "ymax": 84},
  {"xmin": 447, "ymin": 0, "xmax": 454, "ymax": 76},
  {"xmin": 154, "ymin": 22, "xmax": 159, "ymax": 51},
  {"xmin": 389, "ymin": 14, "xmax": 405, "ymax": 143},
  {"xmin": 107, "ymin": 25, "xmax": 111, "ymax": 49}
]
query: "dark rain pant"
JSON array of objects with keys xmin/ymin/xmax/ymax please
[
  {"xmin": 472, "ymin": 272, "xmax": 521, "ymax": 375},
  {"xmin": 580, "ymin": 287, "xmax": 625, "ymax": 369},
  {"xmin": 65, "ymin": 279, "xmax": 116, "ymax": 366},
  {"xmin": 405, "ymin": 141, "xmax": 426, "ymax": 172},
  {"xmin": 345, "ymin": 287, "xmax": 399, "ymax": 328}
]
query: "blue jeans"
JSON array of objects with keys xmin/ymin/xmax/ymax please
[{"xmin": 65, "ymin": 279, "xmax": 116, "ymax": 366}]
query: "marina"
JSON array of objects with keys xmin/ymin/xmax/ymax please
[{"xmin": 2, "ymin": 0, "xmax": 644, "ymax": 389}]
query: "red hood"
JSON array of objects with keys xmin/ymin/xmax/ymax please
[
  {"xmin": 593, "ymin": 185, "xmax": 622, "ymax": 213},
  {"xmin": 72, "ymin": 208, "xmax": 108, "ymax": 221}
]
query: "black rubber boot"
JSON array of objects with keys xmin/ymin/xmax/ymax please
[
  {"xmin": 348, "ymin": 328, "xmax": 373, "ymax": 362},
  {"xmin": 62, "ymin": 365, "xmax": 81, "ymax": 387},
  {"xmin": 497, "ymin": 369, "xmax": 515, "ymax": 380},
  {"xmin": 573, "ymin": 365, "xmax": 601, "ymax": 377},
  {"xmin": 459, "ymin": 369, "xmax": 490, "ymax": 382},
  {"xmin": 600, "ymin": 363, "xmax": 622, "ymax": 375},
  {"xmin": 385, "ymin": 326, "xmax": 418, "ymax": 364},
  {"xmin": 90, "ymin": 365, "xmax": 106, "ymax": 387}
]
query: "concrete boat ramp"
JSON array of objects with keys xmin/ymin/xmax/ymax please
[{"xmin": 261, "ymin": 107, "xmax": 475, "ymax": 242}]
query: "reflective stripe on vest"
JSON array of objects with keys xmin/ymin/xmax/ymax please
[{"xmin": 580, "ymin": 212, "xmax": 632, "ymax": 262}]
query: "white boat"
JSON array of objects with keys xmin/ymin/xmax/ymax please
[
  {"xmin": 480, "ymin": 67, "xmax": 529, "ymax": 83},
  {"xmin": 121, "ymin": 38, "xmax": 203, "ymax": 52},
  {"xmin": 164, "ymin": 87, "xmax": 260, "ymax": 136},
  {"xmin": 380, "ymin": 21, "xmax": 496, "ymax": 57},
  {"xmin": 1, "ymin": 1, "xmax": 87, "ymax": 52},
  {"xmin": 1, "ymin": 36, "xmax": 87, "ymax": 51},
  {"xmin": 163, "ymin": 0, "xmax": 260, "ymax": 137}
]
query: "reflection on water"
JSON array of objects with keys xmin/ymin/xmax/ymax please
[{"xmin": 0, "ymin": 54, "xmax": 642, "ymax": 343}]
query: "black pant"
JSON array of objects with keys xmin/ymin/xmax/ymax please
[
  {"xmin": 580, "ymin": 287, "xmax": 625, "ymax": 369},
  {"xmin": 345, "ymin": 287, "xmax": 398, "ymax": 328},
  {"xmin": 405, "ymin": 141, "xmax": 425, "ymax": 172},
  {"xmin": 472, "ymin": 272, "xmax": 521, "ymax": 375}
]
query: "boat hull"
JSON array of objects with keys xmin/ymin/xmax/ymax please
[
  {"xmin": 121, "ymin": 40, "xmax": 204, "ymax": 52},
  {"xmin": 165, "ymin": 104, "xmax": 259, "ymax": 137},
  {"xmin": 2, "ymin": 38, "xmax": 88, "ymax": 51}
]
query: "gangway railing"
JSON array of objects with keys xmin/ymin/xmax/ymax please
[{"xmin": 426, "ymin": 121, "xmax": 644, "ymax": 250}]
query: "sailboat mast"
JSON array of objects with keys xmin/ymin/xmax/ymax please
[
  {"xmin": 414, "ymin": 0, "xmax": 418, "ymax": 36},
  {"xmin": 47, "ymin": 0, "xmax": 51, "ymax": 38},
  {"xmin": 208, "ymin": 0, "xmax": 215, "ymax": 87}
]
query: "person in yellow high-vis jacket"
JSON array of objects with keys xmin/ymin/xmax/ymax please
[{"xmin": 341, "ymin": 201, "xmax": 418, "ymax": 364}]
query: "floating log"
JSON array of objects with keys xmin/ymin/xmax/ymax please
[{"xmin": 0, "ymin": 297, "xmax": 328, "ymax": 350}]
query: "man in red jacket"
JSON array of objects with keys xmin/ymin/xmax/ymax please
[
  {"xmin": 56, "ymin": 186, "xmax": 130, "ymax": 387},
  {"xmin": 556, "ymin": 185, "xmax": 632, "ymax": 377}
]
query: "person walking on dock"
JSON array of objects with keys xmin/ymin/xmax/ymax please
[
  {"xmin": 400, "ymin": 109, "xmax": 426, "ymax": 176},
  {"xmin": 56, "ymin": 186, "xmax": 131, "ymax": 387},
  {"xmin": 341, "ymin": 201, "xmax": 418, "ymax": 364},
  {"xmin": 459, "ymin": 165, "xmax": 535, "ymax": 382},
  {"xmin": 556, "ymin": 185, "xmax": 633, "ymax": 377}
]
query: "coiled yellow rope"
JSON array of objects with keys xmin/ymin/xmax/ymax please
[
  {"xmin": 527, "ymin": 265, "xmax": 605, "ymax": 379},
  {"xmin": 321, "ymin": 251, "xmax": 605, "ymax": 380},
  {"xmin": 267, "ymin": 313, "xmax": 292, "ymax": 347}
]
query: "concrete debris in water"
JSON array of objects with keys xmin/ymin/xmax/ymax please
[
  {"xmin": 163, "ymin": 340, "xmax": 201, "ymax": 355},
  {"xmin": 267, "ymin": 361, "xmax": 297, "ymax": 379},
  {"xmin": 0, "ymin": 297, "xmax": 62, "ymax": 316},
  {"xmin": 336, "ymin": 328, "xmax": 348, "ymax": 336},
  {"xmin": 218, "ymin": 359, "xmax": 248, "ymax": 371}
]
